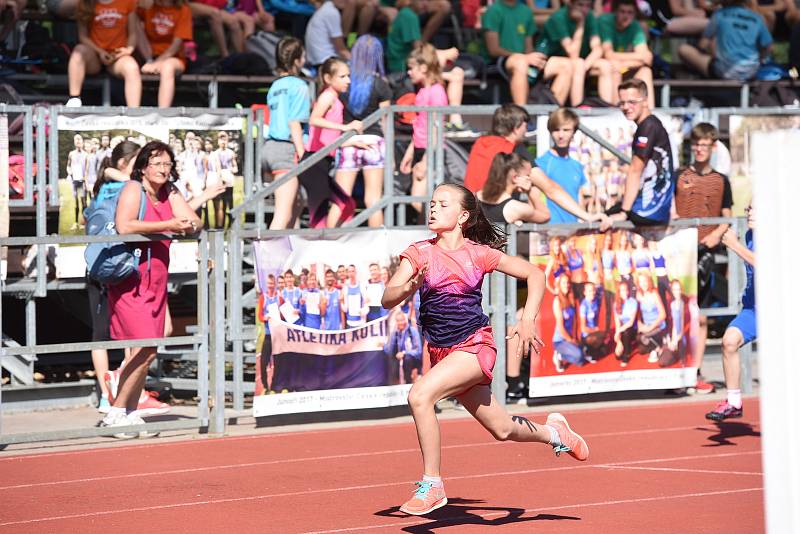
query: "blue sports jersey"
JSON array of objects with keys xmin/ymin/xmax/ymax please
[
  {"xmin": 344, "ymin": 283, "xmax": 364, "ymax": 326},
  {"xmin": 619, "ymin": 297, "xmax": 638, "ymax": 325},
  {"xmin": 323, "ymin": 288, "xmax": 343, "ymax": 330},
  {"xmin": 281, "ymin": 287, "xmax": 302, "ymax": 324},
  {"xmin": 535, "ymin": 150, "xmax": 588, "ymax": 224},
  {"xmin": 580, "ymin": 296, "xmax": 600, "ymax": 336},
  {"xmin": 640, "ymin": 293, "xmax": 666, "ymax": 329},
  {"xmin": 266, "ymin": 76, "xmax": 310, "ymax": 142},
  {"xmin": 742, "ymin": 230, "xmax": 755, "ymax": 309},
  {"xmin": 553, "ymin": 302, "xmax": 575, "ymax": 343},
  {"xmin": 301, "ymin": 288, "xmax": 322, "ymax": 329},
  {"xmin": 261, "ymin": 292, "xmax": 281, "ymax": 335}
]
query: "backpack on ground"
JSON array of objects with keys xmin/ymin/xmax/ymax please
[
  {"xmin": 84, "ymin": 182, "xmax": 148, "ymax": 285},
  {"xmin": 245, "ymin": 31, "xmax": 283, "ymax": 73}
]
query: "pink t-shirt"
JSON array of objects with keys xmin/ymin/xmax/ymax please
[
  {"xmin": 412, "ymin": 83, "xmax": 448, "ymax": 149},
  {"xmin": 401, "ymin": 238, "xmax": 502, "ymax": 346},
  {"xmin": 307, "ymin": 87, "xmax": 344, "ymax": 156}
]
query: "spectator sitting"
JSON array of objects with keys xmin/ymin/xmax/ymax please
[
  {"xmin": 477, "ymin": 152, "xmax": 551, "ymax": 225},
  {"xmin": 231, "ymin": 0, "xmax": 276, "ymax": 39},
  {"xmin": 306, "ymin": 0, "xmax": 352, "ymax": 67},
  {"xmin": 67, "ymin": 0, "xmax": 142, "ymax": 107},
  {"xmin": 384, "ymin": 312, "xmax": 423, "ymax": 385},
  {"xmin": 464, "ymin": 103, "xmax": 536, "ymax": 193},
  {"xmin": 599, "ymin": 0, "xmax": 655, "ymax": 108},
  {"xmin": 380, "ymin": 0, "xmax": 451, "ymax": 43},
  {"xmin": 678, "ymin": 0, "xmax": 773, "ymax": 81},
  {"xmin": 650, "ymin": 0, "xmax": 711, "ymax": 36},
  {"xmin": 538, "ymin": 0, "xmax": 615, "ymax": 106},
  {"xmin": 188, "ymin": 0, "xmax": 245, "ymax": 57},
  {"xmin": 137, "ymin": 0, "xmax": 193, "ymax": 108},
  {"xmin": 386, "ymin": 0, "xmax": 468, "ymax": 132},
  {"xmin": 341, "ymin": 0, "xmax": 380, "ymax": 36},
  {"xmin": 482, "ymin": 0, "xmax": 573, "ymax": 106}
]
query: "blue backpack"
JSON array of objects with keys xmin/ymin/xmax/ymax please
[{"xmin": 84, "ymin": 182, "xmax": 148, "ymax": 285}]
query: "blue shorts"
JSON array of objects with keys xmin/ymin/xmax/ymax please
[{"xmin": 728, "ymin": 307, "xmax": 757, "ymax": 345}]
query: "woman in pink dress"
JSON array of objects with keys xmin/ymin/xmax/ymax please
[{"xmin": 102, "ymin": 140, "xmax": 201, "ymax": 438}]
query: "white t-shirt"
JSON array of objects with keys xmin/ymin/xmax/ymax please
[{"xmin": 305, "ymin": 1, "xmax": 342, "ymax": 66}]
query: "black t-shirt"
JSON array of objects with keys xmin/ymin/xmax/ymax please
[
  {"xmin": 631, "ymin": 114, "xmax": 674, "ymax": 222},
  {"xmin": 342, "ymin": 74, "xmax": 393, "ymax": 136}
]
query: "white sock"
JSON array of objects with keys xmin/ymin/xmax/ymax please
[
  {"xmin": 422, "ymin": 475, "xmax": 443, "ymax": 488},
  {"xmin": 107, "ymin": 406, "xmax": 125, "ymax": 417},
  {"xmin": 727, "ymin": 389, "xmax": 742, "ymax": 409},
  {"xmin": 546, "ymin": 424, "xmax": 561, "ymax": 447}
]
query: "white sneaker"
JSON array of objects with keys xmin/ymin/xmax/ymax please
[
  {"xmin": 65, "ymin": 97, "xmax": 82, "ymax": 107},
  {"xmin": 126, "ymin": 412, "xmax": 160, "ymax": 439},
  {"xmin": 100, "ymin": 411, "xmax": 137, "ymax": 440},
  {"xmin": 648, "ymin": 350, "xmax": 659, "ymax": 363}
]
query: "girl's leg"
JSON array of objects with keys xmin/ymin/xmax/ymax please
[
  {"xmin": 109, "ymin": 55, "xmax": 142, "ymax": 107},
  {"xmin": 233, "ymin": 11, "xmax": 256, "ymax": 39},
  {"xmin": 721, "ymin": 327, "xmax": 743, "ymax": 392},
  {"xmin": 410, "ymin": 156, "xmax": 427, "ymax": 214},
  {"xmin": 221, "ymin": 10, "xmax": 246, "ymax": 53},
  {"xmin": 569, "ymin": 57, "xmax": 586, "ymax": 106},
  {"xmin": 189, "ymin": 3, "xmax": 230, "ymax": 57},
  {"xmin": 156, "ymin": 57, "xmax": 185, "ymax": 108},
  {"xmin": 441, "ymin": 66, "xmax": 464, "ymax": 126},
  {"xmin": 112, "ymin": 346, "xmax": 158, "ymax": 412},
  {"xmin": 544, "ymin": 56, "xmax": 573, "ymax": 107},
  {"xmin": 68, "ymin": 44, "xmax": 102, "ymax": 98},
  {"xmin": 457, "ymin": 384, "xmax": 551, "ymax": 443},
  {"xmin": 269, "ymin": 172, "xmax": 300, "ymax": 229},
  {"xmin": 91, "ymin": 349, "xmax": 111, "ymax": 399},
  {"xmin": 362, "ymin": 167, "xmax": 384, "ymax": 227},
  {"xmin": 406, "ymin": 351, "xmax": 486, "ymax": 477},
  {"xmin": 330, "ymin": 169, "xmax": 358, "ymax": 227}
]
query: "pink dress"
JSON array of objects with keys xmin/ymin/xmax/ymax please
[
  {"xmin": 108, "ymin": 185, "xmax": 172, "ymax": 340},
  {"xmin": 412, "ymin": 83, "xmax": 448, "ymax": 149},
  {"xmin": 306, "ymin": 87, "xmax": 343, "ymax": 157}
]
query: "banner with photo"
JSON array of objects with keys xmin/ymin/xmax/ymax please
[
  {"xmin": 253, "ymin": 228, "xmax": 431, "ymax": 417},
  {"xmin": 527, "ymin": 227, "xmax": 699, "ymax": 397},
  {"xmin": 536, "ymin": 111, "xmax": 691, "ymax": 216},
  {"xmin": 728, "ymin": 114, "xmax": 800, "ymax": 216},
  {"xmin": 56, "ymin": 112, "xmax": 245, "ymax": 237}
]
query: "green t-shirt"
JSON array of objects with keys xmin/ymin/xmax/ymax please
[
  {"xmin": 481, "ymin": 1, "xmax": 536, "ymax": 58},
  {"xmin": 598, "ymin": 12, "xmax": 646, "ymax": 52},
  {"xmin": 386, "ymin": 6, "xmax": 421, "ymax": 72},
  {"xmin": 540, "ymin": 6, "xmax": 598, "ymax": 58}
]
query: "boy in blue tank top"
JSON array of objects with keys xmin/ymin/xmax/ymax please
[
  {"xmin": 300, "ymin": 272, "xmax": 323, "ymax": 329},
  {"xmin": 323, "ymin": 269, "xmax": 345, "ymax": 330},
  {"xmin": 707, "ymin": 204, "xmax": 756, "ymax": 421},
  {"xmin": 344, "ymin": 264, "xmax": 365, "ymax": 327}
]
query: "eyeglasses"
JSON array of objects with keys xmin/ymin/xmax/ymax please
[
  {"xmin": 618, "ymin": 98, "xmax": 643, "ymax": 107},
  {"xmin": 149, "ymin": 161, "xmax": 174, "ymax": 169}
]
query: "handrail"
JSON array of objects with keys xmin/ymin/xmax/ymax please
[{"xmin": 230, "ymin": 106, "xmax": 387, "ymax": 218}]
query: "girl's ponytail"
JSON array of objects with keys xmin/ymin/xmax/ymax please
[{"xmin": 446, "ymin": 183, "xmax": 507, "ymax": 251}]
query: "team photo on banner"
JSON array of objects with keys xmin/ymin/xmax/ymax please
[
  {"xmin": 252, "ymin": 228, "xmax": 430, "ymax": 417},
  {"xmin": 528, "ymin": 227, "xmax": 699, "ymax": 397}
]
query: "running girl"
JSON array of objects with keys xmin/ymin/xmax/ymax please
[{"xmin": 382, "ymin": 183, "xmax": 589, "ymax": 516}]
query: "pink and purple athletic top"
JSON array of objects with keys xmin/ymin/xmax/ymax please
[{"xmin": 400, "ymin": 238, "xmax": 502, "ymax": 347}]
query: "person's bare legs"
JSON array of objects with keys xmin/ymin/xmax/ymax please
[
  {"xmin": 189, "ymin": 3, "xmax": 230, "ymax": 57},
  {"xmin": 406, "ymin": 351, "xmax": 490, "ymax": 476},
  {"xmin": 269, "ymin": 172, "xmax": 300, "ymax": 229},
  {"xmin": 695, "ymin": 313, "xmax": 709, "ymax": 378},
  {"xmin": 156, "ymin": 57, "xmax": 185, "ymax": 108},
  {"xmin": 68, "ymin": 44, "xmax": 102, "ymax": 98},
  {"xmin": 221, "ymin": 10, "xmax": 246, "ymax": 52},
  {"xmin": 544, "ymin": 56, "xmax": 573, "ymax": 106},
  {"xmin": 410, "ymin": 157, "xmax": 427, "ymax": 214},
  {"xmin": 505, "ymin": 53, "xmax": 531, "ymax": 105},
  {"xmin": 634, "ymin": 65, "xmax": 655, "ymax": 108},
  {"xmin": 113, "ymin": 346, "xmax": 157, "ymax": 412},
  {"xmin": 666, "ymin": 16, "xmax": 708, "ymax": 36},
  {"xmin": 109, "ymin": 55, "xmax": 142, "ymax": 107},
  {"xmin": 232, "ymin": 10, "xmax": 256, "ymax": 39},
  {"xmin": 356, "ymin": 0, "xmax": 378, "ymax": 34},
  {"xmin": 421, "ymin": 0, "xmax": 451, "ymax": 43},
  {"xmin": 91, "ymin": 349, "xmax": 111, "ymax": 399},
  {"xmin": 569, "ymin": 57, "xmax": 586, "ymax": 106},
  {"xmin": 591, "ymin": 58, "xmax": 614, "ymax": 103},
  {"xmin": 721, "ymin": 327, "xmax": 743, "ymax": 391},
  {"xmin": 442, "ymin": 66, "xmax": 464, "ymax": 125},
  {"xmin": 458, "ymin": 383, "xmax": 552, "ymax": 443},
  {"xmin": 678, "ymin": 43, "xmax": 712, "ymax": 76},
  {"xmin": 330, "ymin": 169, "xmax": 358, "ymax": 227},
  {"xmin": 363, "ymin": 167, "xmax": 384, "ymax": 227}
]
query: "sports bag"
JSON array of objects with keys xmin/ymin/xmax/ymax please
[{"xmin": 84, "ymin": 182, "xmax": 148, "ymax": 285}]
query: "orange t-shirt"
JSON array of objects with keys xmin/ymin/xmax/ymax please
[
  {"xmin": 463, "ymin": 135, "xmax": 516, "ymax": 193},
  {"xmin": 89, "ymin": 0, "xmax": 137, "ymax": 53},
  {"xmin": 139, "ymin": 3, "xmax": 193, "ymax": 59}
]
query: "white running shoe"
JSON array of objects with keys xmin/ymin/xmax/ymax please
[
  {"xmin": 65, "ymin": 97, "xmax": 82, "ymax": 107},
  {"xmin": 100, "ymin": 411, "xmax": 137, "ymax": 440},
  {"xmin": 126, "ymin": 412, "xmax": 160, "ymax": 439}
]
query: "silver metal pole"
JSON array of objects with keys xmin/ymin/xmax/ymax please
[
  {"xmin": 255, "ymin": 108, "xmax": 265, "ymax": 230},
  {"xmin": 384, "ymin": 109, "xmax": 395, "ymax": 227},
  {"xmin": 25, "ymin": 296, "xmax": 36, "ymax": 349},
  {"xmin": 197, "ymin": 231, "xmax": 210, "ymax": 425},
  {"xmin": 48, "ymin": 108, "xmax": 60, "ymax": 207},
  {"xmin": 228, "ymin": 227, "xmax": 244, "ymax": 411},
  {"xmin": 491, "ymin": 271, "xmax": 506, "ymax": 405},
  {"xmin": 22, "ymin": 109, "xmax": 33, "ymax": 204},
  {"xmin": 35, "ymin": 107, "xmax": 47, "ymax": 297},
  {"xmin": 244, "ymin": 112, "xmax": 254, "ymax": 198},
  {"xmin": 209, "ymin": 230, "xmax": 226, "ymax": 434}
]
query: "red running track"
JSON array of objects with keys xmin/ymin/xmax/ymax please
[{"xmin": 0, "ymin": 399, "xmax": 763, "ymax": 533}]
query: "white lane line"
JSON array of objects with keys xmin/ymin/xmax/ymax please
[
  {"xmin": 598, "ymin": 465, "xmax": 763, "ymax": 476},
  {"xmin": 0, "ymin": 424, "xmax": 746, "ymax": 491},
  {"xmin": 301, "ymin": 487, "xmax": 764, "ymax": 534},
  {"xmin": 0, "ymin": 451, "xmax": 762, "ymax": 527}
]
